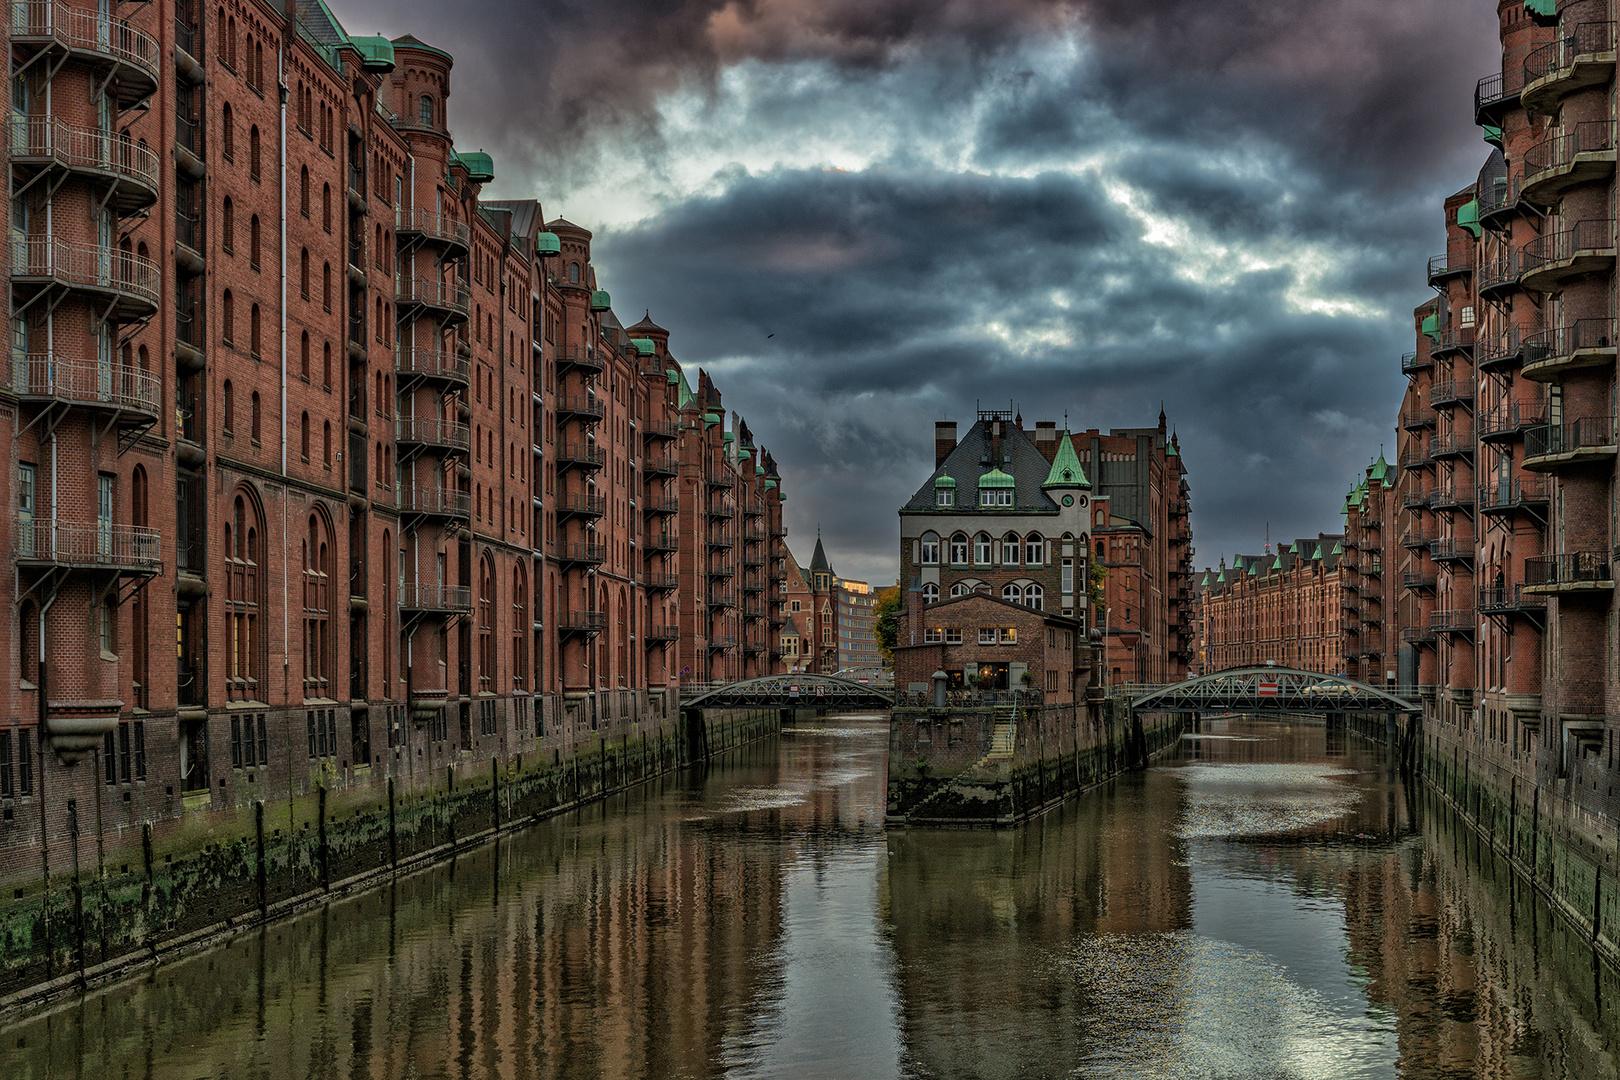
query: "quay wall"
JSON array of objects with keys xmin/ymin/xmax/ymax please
[
  {"xmin": 0, "ymin": 701, "xmax": 779, "ymax": 1017},
  {"xmin": 1343, "ymin": 710, "xmax": 1620, "ymax": 971},
  {"xmin": 887, "ymin": 697, "xmax": 1181, "ymax": 826}
]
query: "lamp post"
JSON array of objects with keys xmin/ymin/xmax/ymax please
[{"xmin": 1104, "ymin": 606, "xmax": 1111, "ymax": 689}]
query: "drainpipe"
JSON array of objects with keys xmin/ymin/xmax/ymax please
[{"xmin": 278, "ymin": 40, "xmax": 290, "ymax": 699}]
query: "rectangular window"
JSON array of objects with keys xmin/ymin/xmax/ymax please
[
  {"xmin": 1061, "ymin": 558, "xmax": 1074, "ymax": 595},
  {"xmin": 256, "ymin": 714, "xmax": 267, "ymax": 768},
  {"xmin": 134, "ymin": 720, "xmax": 146, "ymax": 780},
  {"xmin": 924, "ymin": 628, "xmax": 942, "ymax": 643},
  {"xmin": 1001, "ymin": 627, "xmax": 1017, "ymax": 644},
  {"xmin": 935, "ymin": 489, "xmax": 953, "ymax": 507},
  {"xmin": 231, "ymin": 716, "xmax": 243, "ymax": 768},
  {"xmin": 97, "ymin": 473, "xmax": 114, "ymax": 557},
  {"xmin": 920, "ymin": 539, "xmax": 939, "ymax": 565},
  {"xmin": 19, "ymin": 729, "xmax": 32, "ymax": 795},
  {"xmin": 0, "ymin": 729, "xmax": 10, "ymax": 797},
  {"xmin": 307, "ymin": 712, "xmax": 318, "ymax": 758},
  {"xmin": 979, "ymin": 627, "xmax": 997, "ymax": 645},
  {"xmin": 945, "ymin": 628, "xmax": 963, "ymax": 645}
]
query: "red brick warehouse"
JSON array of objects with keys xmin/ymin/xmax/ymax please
[{"xmin": 0, "ymin": 0, "xmax": 792, "ymax": 882}]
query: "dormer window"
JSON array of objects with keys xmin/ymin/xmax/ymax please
[
  {"xmin": 936, "ymin": 488, "xmax": 953, "ymax": 507},
  {"xmin": 980, "ymin": 489, "xmax": 1012, "ymax": 507}
]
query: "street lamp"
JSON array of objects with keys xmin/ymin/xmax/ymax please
[{"xmin": 1104, "ymin": 606, "xmax": 1111, "ymax": 689}]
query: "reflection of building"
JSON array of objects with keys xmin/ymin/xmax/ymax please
[{"xmin": 1197, "ymin": 536, "xmax": 1345, "ymax": 674}]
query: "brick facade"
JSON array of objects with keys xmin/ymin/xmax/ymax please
[
  {"xmin": 1197, "ymin": 536, "xmax": 1346, "ymax": 675},
  {"xmin": 0, "ymin": 0, "xmax": 790, "ymax": 881}
]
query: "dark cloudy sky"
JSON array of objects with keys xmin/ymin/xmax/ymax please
[{"xmin": 345, "ymin": 0, "xmax": 1499, "ymax": 586}]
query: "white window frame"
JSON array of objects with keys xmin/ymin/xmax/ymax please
[{"xmin": 979, "ymin": 627, "xmax": 998, "ymax": 645}]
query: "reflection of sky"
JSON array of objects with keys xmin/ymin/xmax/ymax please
[
  {"xmin": 723, "ymin": 716, "xmax": 902, "ymax": 1078},
  {"xmin": 1064, "ymin": 760, "xmax": 1399, "ymax": 1078}
]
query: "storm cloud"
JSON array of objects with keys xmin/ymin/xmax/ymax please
[{"xmin": 341, "ymin": 0, "xmax": 1500, "ymax": 584}]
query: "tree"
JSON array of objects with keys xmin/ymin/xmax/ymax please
[{"xmin": 874, "ymin": 585, "xmax": 902, "ymax": 666}]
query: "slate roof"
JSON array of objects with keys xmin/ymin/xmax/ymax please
[
  {"xmin": 902, "ymin": 420, "xmax": 1062, "ymax": 513},
  {"xmin": 484, "ymin": 199, "xmax": 542, "ymax": 239}
]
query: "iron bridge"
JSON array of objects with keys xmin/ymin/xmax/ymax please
[
  {"xmin": 1131, "ymin": 666, "xmax": 1420, "ymax": 714},
  {"xmin": 680, "ymin": 673, "xmax": 895, "ymax": 711}
]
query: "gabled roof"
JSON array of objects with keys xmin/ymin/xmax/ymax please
[
  {"xmin": 901, "ymin": 420, "xmax": 1062, "ymax": 513},
  {"xmin": 910, "ymin": 589, "xmax": 1080, "ymax": 627}
]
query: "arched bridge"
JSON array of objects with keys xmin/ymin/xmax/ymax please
[
  {"xmin": 1131, "ymin": 666, "xmax": 1421, "ymax": 714},
  {"xmin": 680, "ymin": 674, "xmax": 895, "ymax": 711}
]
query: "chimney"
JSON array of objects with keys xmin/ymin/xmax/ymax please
[
  {"xmin": 1035, "ymin": 421, "xmax": 1056, "ymax": 442},
  {"xmin": 990, "ymin": 420, "xmax": 1002, "ymax": 466},
  {"xmin": 934, "ymin": 421, "xmax": 957, "ymax": 467}
]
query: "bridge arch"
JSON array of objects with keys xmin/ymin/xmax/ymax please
[
  {"xmin": 1131, "ymin": 666, "xmax": 1419, "ymax": 714},
  {"xmin": 681, "ymin": 673, "xmax": 895, "ymax": 711}
]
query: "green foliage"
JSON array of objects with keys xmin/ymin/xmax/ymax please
[
  {"xmin": 874, "ymin": 585, "xmax": 902, "ymax": 665},
  {"xmin": 1088, "ymin": 557, "xmax": 1107, "ymax": 612}
]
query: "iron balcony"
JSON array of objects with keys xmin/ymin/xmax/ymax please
[
  {"xmin": 12, "ymin": 0, "xmax": 160, "ymax": 106},
  {"xmin": 1522, "ymin": 417, "xmax": 1617, "ymax": 471},
  {"xmin": 7, "ymin": 116, "xmax": 160, "ymax": 213},
  {"xmin": 1521, "ymin": 21, "xmax": 1617, "ymax": 115},
  {"xmin": 398, "ymin": 583, "xmax": 473, "ymax": 613},
  {"xmin": 394, "ymin": 207, "xmax": 471, "ymax": 254},
  {"xmin": 1519, "ymin": 218, "xmax": 1616, "ymax": 294},
  {"xmin": 1525, "ymin": 551, "xmax": 1614, "ymax": 593},
  {"xmin": 1519, "ymin": 319, "xmax": 1617, "ymax": 382},
  {"xmin": 15, "ymin": 519, "xmax": 160, "ymax": 573}
]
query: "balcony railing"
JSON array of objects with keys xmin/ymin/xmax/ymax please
[
  {"xmin": 1427, "ymin": 252, "xmax": 1474, "ymax": 286},
  {"xmin": 395, "ymin": 276, "xmax": 471, "ymax": 316},
  {"xmin": 174, "ymin": 15, "xmax": 202, "ymax": 59},
  {"xmin": 395, "ymin": 207, "xmax": 471, "ymax": 249},
  {"xmin": 399, "ymin": 583, "xmax": 472, "ymax": 612},
  {"xmin": 644, "ymin": 626, "xmax": 679, "ymax": 643},
  {"xmin": 1402, "ymin": 572, "xmax": 1437, "ymax": 591},
  {"xmin": 1525, "ymin": 551, "xmax": 1613, "ymax": 588},
  {"xmin": 1520, "ymin": 218, "xmax": 1615, "ymax": 286},
  {"xmin": 555, "ymin": 493, "xmax": 606, "ymax": 518},
  {"xmin": 556, "ymin": 346, "xmax": 604, "ymax": 373},
  {"xmin": 1478, "ymin": 584, "xmax": 1547, "ymax": 614},
  {"xmin": 1475, "ymin": 66, "xmax": 1527, "ymax": 121},
  {"xmin": 11, "ymin": 353, "xmax": 159, "ymax": 416},
  {"xmin": 1523, "ymin": 20, "xmax": 1616, "ymax": 91},
  {"xmin": 1478, "ymin": 477, "xmax": 1551, "ymax": 511},
  {"xmin": 1479, "ymin": 397, "xmax": 1550, "ymax": 439},
  {"xmin": 641, "ymin": 418, "xmax": 680, "ymax": 440},
  {"xmin": 707, "ymin": 592, "xmax": 735, "ymax": 609},
  {"xmin": 645, "ymin": 573, "xmax": 679, "ymax": 591},
  {"xmin": 1429, "ymin": 430, "xmax": 1474, "ymax": 458},
  {"xmin": 1430, "ymin": 378, "xmax": 1474, "ymax": 407},
  {"xmin": 1430, "ymin": 609, "xmax": 1475, "ymax": 634},
  {"xmin": 556, "ymin": 442, "xmax": 606, "ymax": 469},
  {"xmin": 1477, "ymin": 250, "xmax": 1522, "ymax": 295},
  {"xmin": 1522, "ymin": 120, "xmax": 1614, "ymax": 182},
  {"xmin": 16, "ymin": 519, "xmax": 160, "ymax": 571},
  {"xmin": 396, "ymin": 485, "xmax": 470, "ymax": 518},
  {"xmin": 1401, "ymin": 350, "xmax": 1431, "ymax": 374},
  {"xmin": 643, "ymin": 495, "xmax": 680, "ymax": 515},
  {"xmin": 706, "ymin": 468, "xmax": 735, "ymax": 488},
  {"xmin": 644, "ymin": 454, "xmax": 678, "ymax": 476},
  {"xmin": 1519, "ymin": 318, "xmax": 1616, "ymax": 376},
  {"xmin": 1430, "ymin": 538, "xmax": 1474, "ymax": 563},
  {"xmin": 1401, "ymin": 626, "xmax": 1437, "ymax": 645},
  {"xmin": 395, "ymin": 416, "xmax": 471, "ymax": 451},
  {"xmin": 10, "ymin": 236, "xmax": 161, "ymax": 311},
  {"xmin": 1402, "ymin": 489, "xmax": 1430, "ymax": 509},
  {"xmin": 645, "ymin": 532, "xmax": 678, "ymax": 552},
  {"xmin": 8, "ymin": 116, "xmax": 160, "ymax": 198},
  {"xmin": 555, "ymin": 394, "xmax": 605, "ymax": 420},
  {"xmin": 1431, "ymin": 328, "xmax": 1474, "ymax": 357},
  {"xmin": 1523, "ymin": 417, "xmax": 1616, "ymax": 462},
  {"xmin": 12, "ymin": 1, "xmax": 161, "ymax": 92},
  {"xmin": 395, "ymin": 347, "xmax": 469, "ymax": 384},
  {"xmin": 1430, "ymin": 486, "xmax": 1474, "ymax": 510},
  {"xmin": 554, "ymin": 541, "xmax": 606, "ymax": 565},
  {"xmin": 559, "ymin": 611, "xmax": 607, "ymax": 634}
]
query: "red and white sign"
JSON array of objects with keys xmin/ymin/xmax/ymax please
[
  {"xmin": 1258, "ymin": 682, "xmax": 1279, "ymax": 697},
  {"xmin": 789, "ymin": 685, "xmax": 800, "ymax": 697}
]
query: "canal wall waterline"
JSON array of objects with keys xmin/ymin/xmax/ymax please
[
  {"xmin": 0, "ymin": 707, "xmax": 780, "ymax": 1020},
  {"xmin": 1341, "ymin": 713, "xmax": 1620, "ymax": 973},
  {"xmin": 886, "ymin": 698, "xmax": 1183, "ymax": 826}
]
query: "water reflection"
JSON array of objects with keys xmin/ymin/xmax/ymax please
[{"xmin": 5, "ymin": 716, "xmax": 1620, "ymax": 1078}]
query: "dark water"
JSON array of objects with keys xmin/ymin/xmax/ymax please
[{"xmin": 6, "ymin": 714, "xmax": 1619, "ymax": 1078}]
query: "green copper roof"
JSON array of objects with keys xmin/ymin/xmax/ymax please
[
  {"xmin": 1420, "ymin": 312, "xmax": 1440, "ymax": 341},
  {"xmin": 665, "ymin": 368, "xmax": 679, "ymax": 385},
  {"xmin": 722, "ymin": 431, "xmax": 734, "ymax": 443},
  {"xmin": 1272, "ymin": 554, "xmax": 1283, "ymax": 570},
  {"xmin": 535, "ymin": 232, "xmax": 561, "ymax": 257},
  {"xmin": 738, "ymin": 449, "xmax": 751, "ymax": 462},
  {"xmin": 1482, "ymin": 124, "xmax": 1504, "ymax": 150},
  {"xmin": 1312, "ymin": 547, "xmax": 1323, "ymax": 561},
  {"xmin": 934, "ymin": 475, "xmax": 957, "ymax": 488},
  {"xmin": 1369, "ymin": 451, "xmax": 1389, "ymax": 483},
  {"xmin": 1525, "ymin": 0, "xmax": 1555, "ymax": 21},
  {"xmin": 756, "ymin": 462, "xmax": 767, "ymax": 475},
  {"xmin": 764, "ymin": 479, "xmax": 777, "ymax": 490},
  {"xmin": 1042, "ymin": 433, "xmax": 1090, "ymax": 489},
  {"xmin": 629, "ymin": 337, "xmax": 655, "ymax": 356},
  {"xmin": 460, "ymin": 152, "xmax": 494, "ymax": 183},
  {"xmin": 677, "ymin": 372, "xmax": 695, "ymax": 409},
  {"xmin": 1332, "ymin": 541, "xmax": 1343, "ymax": 555},
  {"xmin": 703, "ymin": 412, "xmax": 720, "ymax": 427},
  {"xmin": 1248, "ymin": 564, "xmax": 1258, "ymax": 577},
  {"xmin": 350, "ymin": 36, "xmax": 396, "ymax": 72},
  {"xmin": 979, "ymin": 467, "xmax": 1016, "ymax": 489},
  {"xmin": 1457, "ymin": 198, "xmax": 1481, "ymax": 239},
  {"xmin": 590, "ymin": 290, "xmax": 612, "ymax": 313},
  {"xmin": 1216, "ymin": 568, "xmax": 1226, "ymax": 583},
  {"xmin": 779, "ymin": 491, "xmax": 787, "ymax": 502}
]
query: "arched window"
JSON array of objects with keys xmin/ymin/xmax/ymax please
[
  {"xmin": 322, "ymin": 262, "xmax": 331, "ymax": 310},
  {"xmin": 418, "ymin": 94, "xmax": 433, "ymax": 127},
  {"xmin": 322, "ymin": 420, "xmax": 332, "ymax": 468},
  {"xmin": 227, "ymin": 489, "xmax": 264, "ymax": 699},
  {"xmin": 921, "ymin": 583, "xmax": 939, "ymax": 605},
  {"xmin": 1025, "ymin": 583, "xmax": 1043, "ymax": 611},
  {"xmin": 322, "ymin": 183, "xmax": 331, "ymax": 231},
  {"xmin": 300, "ymin": 249, "xmax": 310, "ymax": 298},
  {"xmin": 974, "ymin": 533, "xmax": 992, "ymax": 566},
  {"xmin": 303, "ymin": 513, "xmax": 331, "ymax": 694},
  {"xmin": 478, "ymin": 554, "xmax": 495, "ymax": 692},
  {"xmin": 300, "ymin": 166, "xmax": 309, "ymax": 216},
  {"xmin": 216, "ymin": 8, "xmax": 228, "ymax": 63},
  {"xmin": 1024, "ymin": 534, "xmax": 1044, "ymax": 566},
  {"xmin": 250, "ymin": 391, "xmax": 261, "ymax": 443},
  {"xmin": 1002, "ymin": 532, "xmax": 1020, "ymax": 567},
  {"xmin": 322, "ymin": 341, "xmax": 332, "ymax": 389},
  {"xmin": 222, "ymin": 102, "xmax": 234, "ymax": 158},
  {"xmin": 249, "ymin": 214, "xmax": 261, "ymax": 267},
  {"xmin": 221, "ymin": 289, "xmax": 235, "ymax": 343},
  {"xmin": 222, "ymin": 379, "xmax": 234, "ymax": 434},
  {"xmin": 248, "ymin": 125, "xmax": 261, "ymax": 179},
  {"xmin": 300, "ymin": 331, "xmax": 310, "ymax": 380},
  {"xmin": 300, "ymin": 411, "xmax": 310, "ymax": 460},
  {"xmin": 513, "ymin": 565, "xmax": 529, "ymax": 690},
  {"xmin": 1095, "ymin": 540, "xmax": 1104, "ymax": 559},
  {"xmin": 381, "ymin": 530, "xmax": 394, "ymax": 688},
  {"xmin": 950, "ymin": 582, "xmax": 971, "ymax": 598},
  {"xmin": 221, "ymin": 196, "xmax": 234, "ymax": 250},
  {"xmin": 919, "ymin": 531, "xmax": 939, "ymax": 565},
  {"xmin": 568, "ymin": 262, "xmax": 580, "ymax": 284},
  {"xmin": 949, "ymin": 532, "xmax": 969, "ymax": 566},
  {"xmin": 1002, "ymin": 583, "xmax": 1023, "ymax": 604},
  {"xmin": 249, "ymin": 304, "xmax": 261, "ymax": 358}
]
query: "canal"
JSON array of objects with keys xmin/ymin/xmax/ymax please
[{"xmin": 6, "ymin": 713, "xmax": 1620, "ymax": 1078}]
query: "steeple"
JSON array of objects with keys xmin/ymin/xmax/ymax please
[
  {"xmin": 809, "ymin": 530, "xmax": 833, "ymax": 592},
  {"xmin": 1041, "ymin": 432, "xmax": 1090, "ymax": 489}
]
